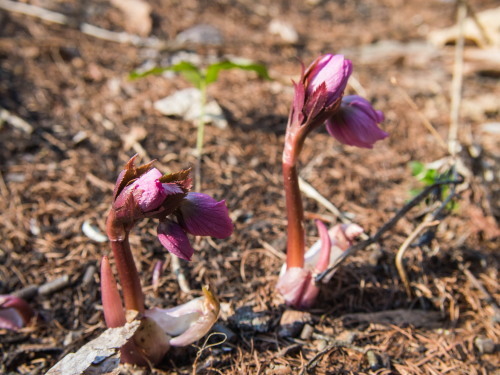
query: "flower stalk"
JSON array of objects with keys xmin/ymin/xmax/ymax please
[
  {"xmin": 278, "ymin": 54, "xmax": 388, "ymax": 308},
  {"xmin": 100, "ymin": 156, "xmax": 233, "ymax": 365}
]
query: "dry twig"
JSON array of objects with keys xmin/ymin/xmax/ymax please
[
  {"xmin": 395, "ymin": 220, "xmax": 441, "ymax": 298},
  {"xmin": 316, "ymin": 178, "xmax": 463, "ymax": 282}
]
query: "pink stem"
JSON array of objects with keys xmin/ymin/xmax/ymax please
[
  {"xmin": 109, "ymin": 238, "xmax": 145, "ymax": 313},
  {"xmin": 100, "ymin": 256, "xmax": 126, "ymax": 328}
]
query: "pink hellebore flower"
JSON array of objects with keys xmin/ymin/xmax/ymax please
[
  {"xmin": 108, "ymin": 156, "xmax": 233, "ymax": 261},
  {"xmin": 0, "ymin": 295, "xmax": 35, "ymax": 330},
  {"xmin": 326, "ymin": 95, "xmax": 388, "ymax": 149},
  {"xmin": 289, "ymin": 54, "xmax": 352, "ymax": 133},
  {"xmin": 277, "ymin": 221, "xmax": 363, "ymax": 309}
]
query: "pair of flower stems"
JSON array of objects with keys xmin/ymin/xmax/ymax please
[{"xmin": 0, "ymin": 53, "xmax": 387, "ymax": 366}]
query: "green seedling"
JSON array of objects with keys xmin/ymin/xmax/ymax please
[
  {"xmin": 131, "ymin": 60, "xmax": 270, "ymax": 190},
  {"xmin": 409, "ymin": 161, "xmax": 458, "ymax": 211}
]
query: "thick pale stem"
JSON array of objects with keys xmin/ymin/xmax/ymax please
[
  {"xmin": 283, "ymin": 161, "xmax": 305, "ymax": 268},
  {"xmin": 110, "ymin": 237, "xmax": 145, "ymax": 313}
]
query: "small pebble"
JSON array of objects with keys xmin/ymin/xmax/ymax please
[
  {"xmin": 300, "ymin": 323, "xmax": 314, "ymax": 340},
  {"xmin": 278, "ymin": 309, "xmax": 312, "ymax": 338},
  {"xmin": 366, "ymin": 350, "xmax": 381, "ymax": 370},
  {"xmin": 474, "ymin": 336, "xmax": 495, "ymax": 354}
]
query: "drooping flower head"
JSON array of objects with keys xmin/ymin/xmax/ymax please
[
  {"xmin": 326, "ymin": 95, "xmax": 388, "ymax": 148},
  {"xmin": 107, "ymin": 155, "xmax": 233, "ymax": 260}
]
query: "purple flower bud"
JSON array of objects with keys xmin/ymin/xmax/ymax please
[
  {"xmin": 306, "ymin": 54, "xmax": 352, "ymax": 107},
  {"xmin": 0, "ymin": 295, "xmax": 35, "ymax": 330},
  {"xmin": 326, "ymin": 95, "xmax": 388, "ymax": 149},
  {"xmin": 130, "ymin": 168, "xmax": 167, "ymax": 212}
]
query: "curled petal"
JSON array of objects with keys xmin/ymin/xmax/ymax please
[
  {"xmin": 157, "ymin": 220, "xmax": 194, "ymax": 261},
  {"xmin": 326, "ymin": 95, "xmax": 388, "ymax": 148},
  {"xmin": 144, "ymin": 286, "xmax": 220, "ymax": 347},
  {"xmin": 0, "ymin": 295, "xmax": 34, "ymax": 330},
  {"xmin": 177, "ymin": 193, "xmax": 233, "ymax": 238},
  {"xmin": 304, "ymin": 223, "xmax": 364, "ymax": 283}
]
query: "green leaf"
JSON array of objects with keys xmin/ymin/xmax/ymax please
[
  {"xmin": 129, "ymin": 62, "xmax": 204, "ymax": 88},
  {"xmin": 409, "ymin": 161, "xmax": 425, "ymax": 177},
  {"xmin": 204, "ymin": 60, "xmax": 271, "ymax": 85}
]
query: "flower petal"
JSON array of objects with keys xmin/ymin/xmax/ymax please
[
  {"xmin": 157, "ymin": 220, "xmax": 194, "ymax": 261},
  {"xmin": 276, "ymin": 267, "xmax": 315, "ymax": 308},
  {"xmin": 0, "ymin": 295, "xmax": 34, "ymax": 330},
  {"xmin": 177, "ymin": 193, "xmax": 233, "ymax": 238},
  {"xmin": 326, "ymin": 95, "xmax": 388, "ymax": 149},
  {"xmin": 144, "ymin": 286, "xmax": 220, "ymax": 347},
  {"xmin": 306, "ymin": 54, "xmax": 352, "ymax": 107},
  {"xmin": 132, "ymin": 168, "xmax": 167, "ymax": 212}
]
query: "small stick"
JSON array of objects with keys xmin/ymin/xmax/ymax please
[
  {"xmin": 299, "ymin": 177, "xmax": 350, "ymax": 225},
  {"xmin": 0, "ymin": 106, "xmax": 34, "ymax": 134},
  {"xmin": 395, "ymin": 220, "xmax": 440, "ymax": 298},
  {"xmin": 170, "ymin": 253, "xmax": 191, "ymax": 293},
  {"xmin": 38, "ymin": 275, "xmax": 70, "ymax": 296},
  {"xmin": 82, "ymin": 265, "xmax": 96, "ymax": 287},
  {"xmin": 316, "ymin": 178, "xmax": 463, "ymax": 282}
]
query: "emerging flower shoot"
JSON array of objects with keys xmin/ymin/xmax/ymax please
[
  {"xmin": 280, "ymin": 54, "xmax": 388, "ymax": 308},
  {"xmin": 101, "ymin": 156, "xmax": 232, "ymax": 365}
]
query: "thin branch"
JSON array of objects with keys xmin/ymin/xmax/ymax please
[
  {"xmin": 315, "ymin": 178, "xmax": 463, "ymax": 282},
  {"xmin": 299, "ymin": 177, "xmax": 348, "ymax": 224},
  {"xmin": 395, "ymin": 220, "xmax": 440, "ymax": 298}
]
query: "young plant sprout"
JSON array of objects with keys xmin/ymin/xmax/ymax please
[
  {"xmin": 278, "ymin": 54, "xmax": 388, "ymax": 309},
  {"xmin": 0, "ymin": 295, "xmax": 35, "ymax": 330},
  {"xmin": 131, "ymin": 59, "xmax": 270, "ymax": 190},
  {"xmin": 101, "ymin": 155, "xmax": 232, "ymax": 365}
]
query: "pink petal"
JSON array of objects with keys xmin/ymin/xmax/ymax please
[
  {"xmin": 0, "ymin": 295, "xmax": 34, "ymax": 330},
  {"xmin": 177, "ymin": 193, "xmax": 233, "ymax": 238},
  {"xmin": 132, "ymin": 168, "xmax": 167, "ymax": 212},
  {"xmin": 326, "ymin": 95, "xmax": 388, "ymax": 148},
  {"xmin": 144, "ymin": 286, "xmax": 220, "ymax": 347},
  {"xmin": 157, "ymin": 220, "xmax": 194, "ymax": 261},
  {"xmin": 276, "ymin": 267, "xmax": 317, "ymax": 308},
  {"xmin": 307, "ymin": 54, "xmax": 352, "ymax": 106}
]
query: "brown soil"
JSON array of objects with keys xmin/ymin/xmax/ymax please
[{"xmin": 0, "ymin": 1, "xmax": 499, "ymax": 374}]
